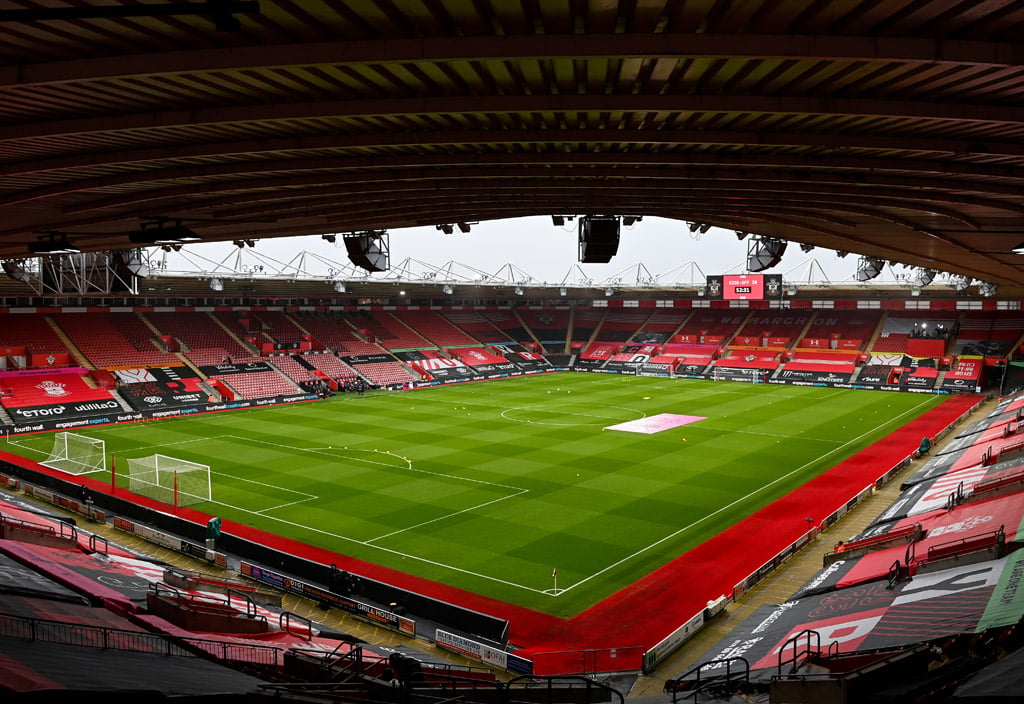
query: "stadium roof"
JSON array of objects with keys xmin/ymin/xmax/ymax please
[{"xmin": 3, "ymin": 1, "xmax": 1024, "ymax": 297}]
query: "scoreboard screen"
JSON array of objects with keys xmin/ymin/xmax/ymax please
[{"xmin": 706, "ymin": 274, "xmax": 783, "ymax": 300}]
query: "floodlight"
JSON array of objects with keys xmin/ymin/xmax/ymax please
[
  {"xmin": 1013, "ymin": 241, "xmax": 1024, "ymax": 254},
  {"xmin": 747, "ymin": 236, "xmax": 787, "ymax": 272},
  {"xmin": 604, "ymin": 287, "xmax": 614, "ymax": 296},
  {"xmin": 442, "ymin": 284, "xmax": 454, "ymax": 294},
  {"xmin": 855, "ymin": 257, "xmax": 885, "ymax": 282},
  {"xmin": 456, "ymin": 222, "xmax": 471, "ymax": 233},
  {"xmin": 333, "ymin": 281, "xmax": 346, "ymax": 293},
  {"xmin": 1, "ymin": 260, "xmax": 31, "ymax": 283},
  {"xmin": 515, "ymin": 286, "xmax": 524, "ymax": 295},
  {"xmin": 953, "ymin": 275, "xmax": 973, "ymax": 292},
  {"xmin": 209, "ymin": 277, "xmax": 224, "ymax": 291},
  {"xmin": 436, "ymin": 224, "xmax": 454, "ymax": 234},
  {"xmin": 980, "ymin": 282, "xmax": 998, "ymax": 297},
  {"xmin": 913, "ymin": 268, "xmax": 937, "ymax": 287},
  {"xmin": 559, "ymin": 287, "xmax": 567, "ymax": 296}
]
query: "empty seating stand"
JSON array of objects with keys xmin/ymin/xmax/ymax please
[
  {"xmin": 216, "ymin": 370, "xmax": 300, "ymax": 400},
  {"xmin": 52, "ymin": 312, "xmax": 179, "ymax": 369},
  {"xmin": 391, "ymin": 310, "xmax": 478, "ymax": 347},
  {"xmin": 145, "ymin": 312, "xmax": 253, "ymax": 360},
  {"xmin": 349, "ymin": 361, "xmax": 418, "ymax": 387},
  {"xmin": 442, "ymin": 311, "xmax": 515, "ymax": 343}
]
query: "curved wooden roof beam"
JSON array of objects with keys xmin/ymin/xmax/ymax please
[
  {"xmin": 11, "ymin": 129, "xmax": 1024, "ymax": 179},
  {"xmin": 42, "ymin": 167, "xmax": 1024, "ymax": 230},
  {"xmin": 5, "ymin": 93, "xmax": 1024, "ymax": 143},
  {"xmin": 12, "ymin": 150, "xmax": 1024, "ymax": 212},
  {"xmin": 4, "ymin": 34, "xmax": 1023, "ymax": 88}
]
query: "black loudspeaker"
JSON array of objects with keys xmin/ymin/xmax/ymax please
[
  {"xmin": 578, "ymin": 216, "xmax": 620, "ymax": 263},
  {"xmin": 344, "ymin": 232, "xmax": 389, "ymax": 272}
]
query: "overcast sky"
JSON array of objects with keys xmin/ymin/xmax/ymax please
[{"xmin": 160, "ymin": 215, "xmax": 921, "ymax": 288}]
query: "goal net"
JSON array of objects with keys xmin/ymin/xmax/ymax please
[
  {"xmin": 41, "ymin": 432, "xmax": 106, "ymax": 475},
  {"xmin": 126, "ymin": 454, "xmax": 211, "ymax": 507}
]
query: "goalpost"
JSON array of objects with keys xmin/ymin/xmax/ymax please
[
  {"xmin": 126, "ymin": 454, "xmax": 212, "ymax": 507},
  {"xmin": 41, "ymin": 432, "xmax": 106, "ymax": 475}
]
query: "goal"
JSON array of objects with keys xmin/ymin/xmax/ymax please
[
  {"xmin": 126, "ymin": 454, "xmax": 212, "ymax": 507},
  {"xmin": 41, "ymin": 432, "xmax": 106, "ymax": 475}
]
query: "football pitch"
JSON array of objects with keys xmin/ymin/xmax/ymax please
[{"xmin": 6, "ymin": 374, "xmax": 943, "ymax": 616}]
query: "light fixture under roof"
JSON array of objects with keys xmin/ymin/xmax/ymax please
[
  {"xmin": 29, "ymin": 231, "xmax": 80, "ymax": 255},
  {"xmin": 604, "ymin": 287, "xmax": 614, "ymax": 296},
  {"xmin": 1, "ymin": 260, "xmax": 31, "ymax": 283},
  {"xmin": 442, "ymin": 284, "xmax": 454, "ymax": 294},
  {"xmin": 559, "ymin": 286, "xmax": 567, "ymax": 296},
  {"xmin": 747, "ymin": 235, "xmax": 787, "ymax": 272},
  {"xmin": 209, "ymin": 277, "xmax": 224, "ymax": 291},
  {"xmin": 855, "ymin": 256, "xmax": 885, "ymax": 282},
  {"xmin": 953, "ymin": 275, "xmax": 973, "ymax": 292},
  {"xmin": 514, "ymin": 286, "xmax": 524, "ymax": 295},
  {"xmin": 1013, "ymin": 241, "xmax": 1024, "ymax": 254},
  {"xmin": 129, "ymin": 217, "xmax": 201, "ymax": 245},
  {"xmin": 980, "ymin": 282, "xmax": 998, "ymax": 297},
  {"xmin": 333, "ymin": 281, "xmax": 346, "ymax": 293},
  {"xmin": 913, "ymin": 268, "xmax": 937, "ymax": 287}
]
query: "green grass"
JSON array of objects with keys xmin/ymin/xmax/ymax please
[{"xmin": 6, "ymin": 374, "xmax": 943, "ymax": 617}]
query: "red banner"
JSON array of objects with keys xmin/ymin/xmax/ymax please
[
  {"xmin": 30, "ymin": 352, "xmax": 71, "ymax": 367},
  {"xmin": 946, "ymin": 357, "xmax": 983, "ymax": 381},
  {"xmin": 800, "ymin": 338, "xmax": 829, "ymax": 349},
  {"xmin": 906, "ymin": 337, "xmax": 946, "ymax": 358}
]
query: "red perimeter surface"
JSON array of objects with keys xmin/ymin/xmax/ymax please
[{"xmin": 0, "ymin": 393, "xmax": 983, "ymax": 675}]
